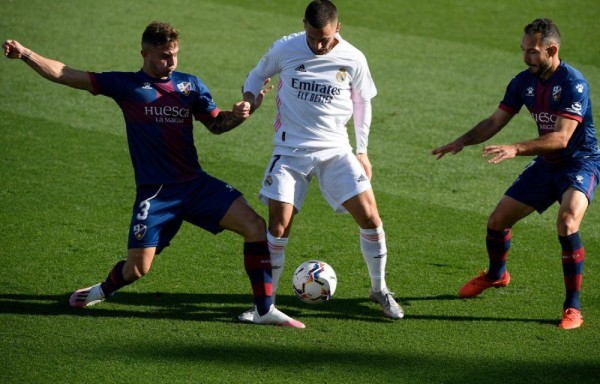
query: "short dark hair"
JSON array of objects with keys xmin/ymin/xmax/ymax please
[
  {"xmin": 524, "ymin": 18, "xmax": 561, "ymax": 46},
  {"xmin": 304, "ymin": 0, "xmax": 338, "ymax": 29},
  {"xmin": 142, "ymin": 21, "xmax": 180, "ymax": 48}
]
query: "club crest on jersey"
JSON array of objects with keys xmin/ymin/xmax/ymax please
[
  {"xmin": 142, "ymin": 82, "xmax": 153, "ymax": 90},
  {"xmin": 336, "ymin": 67, "xmax": 347, "ymax": 82},
  {"xmin": 552, "ymin": 86, "xmax": 562, "ymax": 101},
  {"xmin": 264, "ymin": 175, "xmax": 273, "ymax": 187},
  {"xmin": 133, "ymin": 224, "xmax": 147, "ymax": 240},
  {"xmin": 576, "ymin": 83, "xmax": 584, "ymax": 93},
  {"xmin": 177, "ymin": 82, "xmax": 191, "ymax": 95}
]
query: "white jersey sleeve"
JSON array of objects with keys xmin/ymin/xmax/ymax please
[
  {"xmin": 244, "ymin": 33, "xmax": 303, "ymax": 97},
  {"xmin": 352, "ymin": 98, "xmax": 372, "ymax": 154}
]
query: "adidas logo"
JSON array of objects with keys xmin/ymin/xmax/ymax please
[
  {"xmin": 357, "ymin": 175, "xmax": 367, "ymax": 183},
  {"xmin": 295, "ymin": 64, "xmax": 306, "ymax": 72}
]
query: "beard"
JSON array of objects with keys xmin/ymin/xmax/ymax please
[{"xmin": 528, "ymin": 61, "xmax": 551, "ymax": 77}]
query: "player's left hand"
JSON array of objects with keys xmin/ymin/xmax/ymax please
[
  {"xmin": 482, "ymin": 144, "xmax": 517, "ymax": 164},
  {"xmin": 253, "ymin": 78, "xmax": 274, "ymax": 110},
  {"xmin": 356, "ymin": 153, "xmax": 372, "ymax": 180}
]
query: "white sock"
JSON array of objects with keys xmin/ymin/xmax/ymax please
[
  {"xmin": 360, "ymin": 225, "xmax": 387, "ymax": 292},
  {"xmin": 267, "ymin": 231, "xmax": 288, "ymax": 302}
]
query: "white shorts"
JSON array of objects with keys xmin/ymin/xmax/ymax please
[{"xmin": 259, "ymin": 148, "xmax": 372, "ymax": 213}]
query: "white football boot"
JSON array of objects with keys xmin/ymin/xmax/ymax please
[
  {"xmin": 369, "ymin": 287, "xmax": 404, "ymax": 319},
  {"xmin": 251, "ymin": 305, "xmax": 305, "ymax": 328},
  {"xmin": 238, "ymin": 292, "xmax": 276, "ymax": 322},
  {"xmin": 238, "ymin": 307, "xmax": 255, "ymax": 323},
  {"xmin": 69, "ymin": 283, "xmax": 105, "ymax": 308}
]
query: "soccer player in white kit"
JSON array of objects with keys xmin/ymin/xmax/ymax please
[{"xmin": 239, "ymin": 0, "xmax": 404, "ymax": 321}]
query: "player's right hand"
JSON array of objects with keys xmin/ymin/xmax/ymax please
[
  {"xmin": 232, "ymin": 101, "xmax": 252, "ymax": 119},
  {"xmin": 431, "ymin": 141, "xmax": 464, "ymax": 160},
  {"xmin": 2, "ymin": 40, "xmax": 26, "ymax": 59}
]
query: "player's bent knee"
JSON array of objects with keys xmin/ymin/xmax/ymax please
[
  {"xmin": 123, "ymin": 265, "xmax": 149, "ymax": 281},
  {"xmin": 268, "ymin": 223, "xmax": 287, "ymax": 238},
  {"xmin": 125, "ymin": 248, "xmax": 156, "ymax": 280},
  {"xmin": 556, "ymin": 216, "xmax": 581, "ymax": 236},
  {"xmin": 232, "ymin": 211, "xmax": 266, "ymax": 241},
  {"xmin": 487, "ymin": 214, "xmax": 508, "ymax": 231},
  {"xmin": 244, "ymin": 215, "xmax": 267, "ymax": 240}
]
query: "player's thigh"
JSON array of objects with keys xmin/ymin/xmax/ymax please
[
  {"xmin": 504, "ymin": 160, "xmax": 558, "ymax": 214},
  {"xmin": 128, "ymin": 184, "xmax": 183, "ymax": 253},
  {"xmin": 555, "ymin": 159, "xmax": 599, "ymax": 234},
  {"xmin": 488, "ymin": 195, "xmax": 536, "ymax": 230},
  {"xmin": 342, "ymin": 189, "xmax": 381, "ymax": 229},
  {"xmin": 184, "ymin": 174, "xmax": 242, "ymax": 235},
  {"xmin": 557, "ymin": 187, "xmax": 589, "ymax": 235},
  {"xmin": 268, "ymin": 199, "xmax": 297, "ymax": 238},
  {"xmin": 218, "ymin": 196, "xmax": 266, "ymax": 241}
]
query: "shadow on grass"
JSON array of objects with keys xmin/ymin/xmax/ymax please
[
  {"xmin": 0, "ymin": 292, "xmax": 554, "ymax": 325},
  {"xmin": 105, "ymin": 341, "xmax": 599, "ymax": 384}
]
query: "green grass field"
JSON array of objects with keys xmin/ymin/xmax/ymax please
[{"xmin": 1, "ymin": 0, "xmax": 599, "ymax": 382}]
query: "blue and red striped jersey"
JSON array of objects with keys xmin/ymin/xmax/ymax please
[
  {"xmin": 89, "ymin": 70, "xmax": 220, "ymax": 185},
  {"xmin": 499, "ymin": 60, "xmax": 599, "ymax": 162}
]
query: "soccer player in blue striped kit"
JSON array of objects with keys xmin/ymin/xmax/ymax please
[
  {"xmin": 3, "ymin": 21, "xmax": 304, "ymax": 328},
  {"xmin": 432, "ymin": 18, "xmax": 599, "ymax": 329}
]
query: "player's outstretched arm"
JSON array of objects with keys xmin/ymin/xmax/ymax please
[
  {"xmin": 203, "ymin": 102, "xmax": 251, "ymax": 135},
  {"xmin": 483, "ymin": 115, "xmax": 578, "ymax": 164},
  {"xmin": 431, "ymin": 108, "xmax": 513, "ymax": 160},
  {"xmin": 3, "ymin": 39, "xmax": 92, "ymax": 92},
  {"xmin": 202, "ymin": 78, "xmax": 272, "ymax": 135}
]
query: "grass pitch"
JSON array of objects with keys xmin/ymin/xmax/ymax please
[{"xmin": 1, "ymin": 1, "xmax": 599, "ymax": 383}]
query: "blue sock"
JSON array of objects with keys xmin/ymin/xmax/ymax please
[
  {"xmin": 486, "ymin": 228, "xmax": 511, "ymax": 281},
  {"xmin": 243, "ymin": 242, "xmax": 273, "ymax": 316},
  {"xmin": 559, "ymin": 233, "xmax": 584, "ymax": 310},
  {"xmin": 100, "ymin": 260, "xmax": 132, "ymax": 296}
]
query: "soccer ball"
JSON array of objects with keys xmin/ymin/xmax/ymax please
[{"xmin": 292, "ymin": 260, "xmax": 337, "ymax": 304}]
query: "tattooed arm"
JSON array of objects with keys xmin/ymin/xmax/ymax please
[{"xmin": 204, "ymin": 101, "xmax": 251, "ymax": 134}]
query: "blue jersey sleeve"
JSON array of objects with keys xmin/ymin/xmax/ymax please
[
  {"xmin": 89, "ymin": 72, "xmax": 131, "ymax": 99},
  {"xmin": 557, "ymin": 77, "xmax": 588, "ymax": 123},
  {"xmin": 190, "ymin": 77, "xmax": 219, "ymax": 122},
  {"xmin": 499, "ymin": 75, "xmax": 524, "ymax": 114}
]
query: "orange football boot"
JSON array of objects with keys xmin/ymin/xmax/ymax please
[
  {"xmin": 559, "ymin": 308, "xmax": 583, "ymax": 330},
  {"xmin": 458, "ymin": 271, "xmax": 511, "ymax": 298}
]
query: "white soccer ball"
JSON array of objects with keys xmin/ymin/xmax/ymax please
[{"xmin": 292, "ymin": 260, "xmax": 337, "ymax": 304}]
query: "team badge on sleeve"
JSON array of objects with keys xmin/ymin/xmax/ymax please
[
  {"xmin": 177, "ymin": 82, "xmax": 191, "ymax": 95},
  {"xmin": 133, "ymin": 224, "xmax": 147, "ymax": 240}
]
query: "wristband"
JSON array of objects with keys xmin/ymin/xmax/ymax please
[{"xmin": 20, "ymin": 50, "xmax": 32, "ymax": 62}]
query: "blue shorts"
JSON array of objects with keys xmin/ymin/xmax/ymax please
[
  {"xmin": 505, "ymin": 156, "xmax": 600, "ymax": 213},
  {"xmin": 128, "ymin": 173, "xmax": 242, "ymax": 254}
]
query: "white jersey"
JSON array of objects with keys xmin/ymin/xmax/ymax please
[{"xmin": 245, "ymin": 32, "xmax": 377, "ymax": 153}]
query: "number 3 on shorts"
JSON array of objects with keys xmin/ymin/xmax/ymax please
[{"xmin": 136, "ymin": 200, "xmax": 150, "ymax": 220}]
